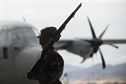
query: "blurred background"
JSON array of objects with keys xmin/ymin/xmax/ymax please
[{"xmin": 1, "ymin": 0, "xmax": 126, "ymax": 84}]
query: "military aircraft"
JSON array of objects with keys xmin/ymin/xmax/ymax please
[
  {"xmin": 54, "ymin": 17, "xmax": 126, "ymax": 69},
  {"xmin": 0, "ymin": 21, "xmax": 42, "ymax": 84}
]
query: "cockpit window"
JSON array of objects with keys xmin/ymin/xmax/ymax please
[
  {"xmin": 12, "ymin": 27, "xmax": 35, "ymax": 40},
  {"xmin": 12, "ymin": 29, "xmax": 24, "ymax": 39}
]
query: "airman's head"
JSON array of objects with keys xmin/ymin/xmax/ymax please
[{"xmin": 37, "ymin": 27, "xmax": 60, "ymax": 46}]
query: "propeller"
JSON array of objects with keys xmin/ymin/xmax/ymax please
[
  {"xmin": 87, "ymin": 17, "xmax": 96, "ymax": 39},
  {"xmin": 87, "ymin": 17, "xmax": 118, "ymax": 69},
  {"xmin": 99, "ymin": 24, "xmax": 119, "ymax": 49},
  {"xmin": 99, "ymin": 24, "xmax": 109, "ymax": 39},
  {"xmin": 99, "ymin": 48, "xmax": 106, "ymax": 69}
]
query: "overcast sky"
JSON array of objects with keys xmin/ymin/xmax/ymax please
[{"xmin": 0, "ymin": 0, "xmax": 126, "ymax": 68}]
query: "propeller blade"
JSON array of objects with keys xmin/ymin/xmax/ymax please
[
  {"xmin": 87, "ymin": 17, "xmax": 97, "ymax": 39},
  {"xmin": 108, "ymin": 43, "xmax": 119, "ymax": 49},
  {"xmin": 99, "ymin": 48, "xmax": 106, "ymax": 69},
  {"xmin": 99, "ymin": 24, "xmax": 110, "ymax": 39}
]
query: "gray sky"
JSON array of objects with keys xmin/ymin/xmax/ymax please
[{"xmin": 0, "ymin": 0, "xmax": 126, "ymax": 68}]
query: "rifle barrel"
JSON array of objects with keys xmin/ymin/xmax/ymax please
[{"xmin": 57, "ymin": 3, "xmax": 82, "ymax": 34}]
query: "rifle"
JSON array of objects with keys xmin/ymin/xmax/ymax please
[
  {"xmin": 29, "ymin": 3, "xmax": 82, "ymax": 73},
  {"xmin": 41, "ymin": 3, "xmax": 82, "ymax": 57}
]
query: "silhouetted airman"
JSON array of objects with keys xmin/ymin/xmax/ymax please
[{"xmin": 27, "ymin": 27, "xmax": 64, "ymax": 84}]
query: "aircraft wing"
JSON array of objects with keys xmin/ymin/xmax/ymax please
[
  {"xmin": 54, "ymin": 39, "xmax": 126, "ymax": 50},
  {"xmin": 81, "ymin": 38, "xmax": 126, "ymax": 44},
  {"xmin": 102, "ymin": 39, "xmax": 126, "ymax": 44}
]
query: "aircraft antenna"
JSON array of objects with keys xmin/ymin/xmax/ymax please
[{"xmin": 22, "ymin": 17, "xmax": 26, "ymax": 22}]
